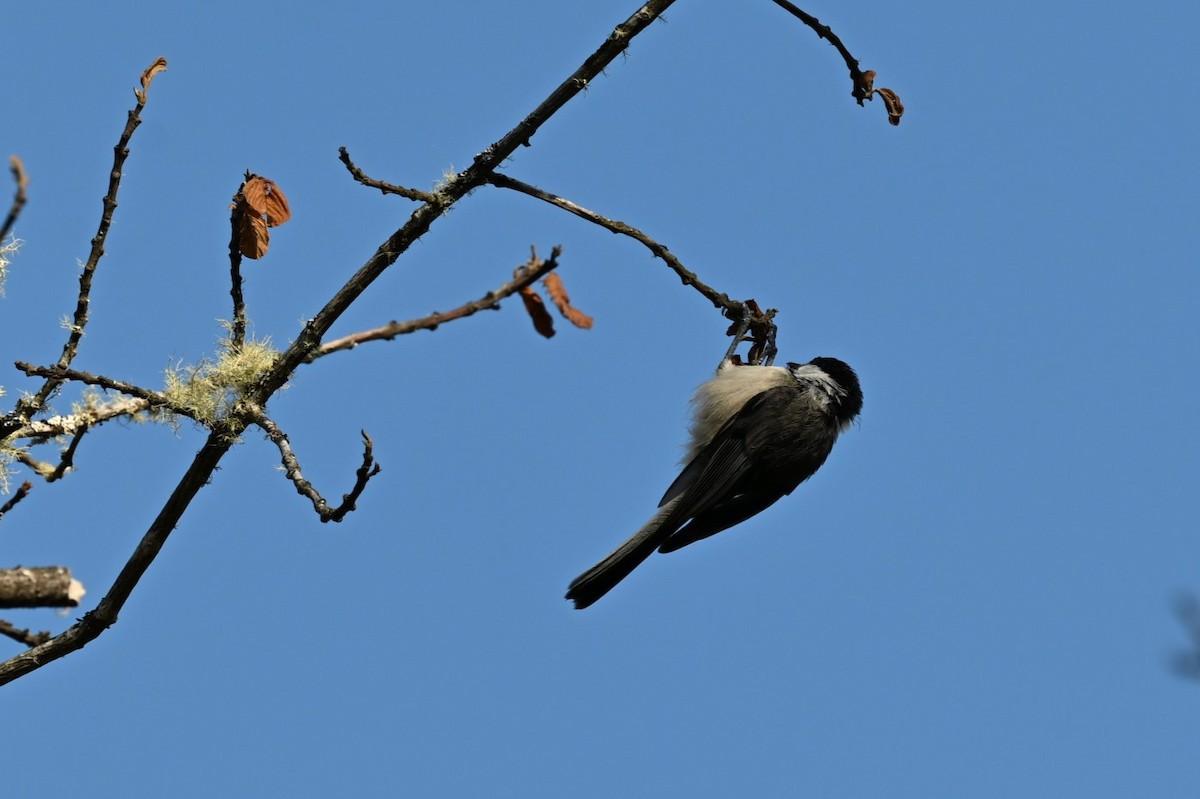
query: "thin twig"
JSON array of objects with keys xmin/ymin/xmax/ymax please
[
  {"xmin": 252, "ymin": 412, "xmax": 381, "ymax": 522},
  {"xmin": 228, "ymin": 196, "xmax": 248, "ymax": 350},
  {"xmin": 15, "ymin": 58, "xmax": 167, "ymax": 424},
  {"xmin": 489, "ymin": 174, "xmax": 783, "ymax": 364},
  {"xmin": 15, "ymin": 363, "xmax": 171, "ymax": 408},
  {"xmin": 0, "ymin": 620, "xmax": 51, "ymax": 648},
  {"xmin": 486, "ymin": 173, "xmax": 735, "ymax": 311},
  {"xmin": 769, "ymin": 0, "xmax": 873, "ymax": 103},
  {"xmin": 0, "ymin": 482, "xmax": 33, "ymax": 523},
  {"xmin": 338, "ymin": 147, "xmax": 438, "ymax": 203},
  {"xmin": 1, "ymin": 156, "xmax": 28, "ymax": 246},
  {"xmin": 48, "ymin": 428, "xmax": 87, "ymax": 482},
  {"xmin": 313, "ymin": 246, "xmax": 564, "ymax": 359}
]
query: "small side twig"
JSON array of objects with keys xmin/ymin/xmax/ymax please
[
  {"xmin": 769, "ymin": 0, "xmax": 870, "ymax": 102},
  {"xmin": 252, "ymin": 412, "xmax": 381, "ymax": 522},
  {"xmin": 0, "ymin": 482, "xmax": 33, "ymax": 522},
  {"xmin": 487, "ymin": 173, "xmax": 778, "ymax": 362},
  {"xmin": 48, "ymin": 428, "xmax": 87, "ymax": 482},
  {"xmin": 486, "ymin": 173, "xmax": 735, "ymax": 311},
  {"xmin": 0, "ymin": 620, "xmax": 52, "ymax": 648},
  {"xmin": 338, "ymin": 147, "xmax": 439, "ymax": 203},
  {"xmin": 15, "ymin": 363, "xmax": 171, "ymax": 409},
  {"xmin": 15, "ymin": 57, "xmax": 168, "ymax": 424},
  {"xmin": 312, "ymin": 246, "xmax": 565, "ymax": 360},
  {"xmin": 1, "ymin": 156, "xmax": 29, "ymax": 245}
]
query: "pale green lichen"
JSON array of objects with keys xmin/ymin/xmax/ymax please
[
  {"xmin": 161, "ymin": 332, "xmax": 280, "ymax": 427},
  {"xmin": 0, "ymin": 447, "xmax": 15, "ymax": 493},
  {"xmin": 0, "ymin": 234, "xmax": 21, "ymax": 297}
]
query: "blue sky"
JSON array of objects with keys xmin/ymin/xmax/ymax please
[{"xmin": 3, "ymin": 1, "xmax": 1198, "ymax": 796}]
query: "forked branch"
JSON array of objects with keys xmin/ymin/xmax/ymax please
[
  {"xmin": 252, "ymin": 412, "xmax": 381, "ymax": 523},
  {"xmin": 314, "ymin": 245, "xmax": 565, "ymax": 359}
]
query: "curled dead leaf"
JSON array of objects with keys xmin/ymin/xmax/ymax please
[
  {"xmin": 877, "ymin": 88, "xmax": 905, "ymax": 126},
  {"xmin": 237, "ymin": 208, "xmax": 270, "ymax": 259},
  {"xmin": 542, "ymin": 273, "xmax": 594, "ymax": 329},
  {"xmin": 519, "ymin": 287, "xmax": 556, "ymax": 339},
  {"xmin": 136, "ymin": 57, "xmax": 169, "ymax": 103},
  {"xmin": 242, "ymin": 176, "xmax": 292, "ymax": 226}
]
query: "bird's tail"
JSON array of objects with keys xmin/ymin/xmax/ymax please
[{"xmin": 565, "ymin": 497, "xmax": 684, "ymax": 609}]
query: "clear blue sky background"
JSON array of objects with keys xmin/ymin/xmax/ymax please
[{"xmin": 3, "ymin": 1, "xmax": 1198, "ymax": 796}]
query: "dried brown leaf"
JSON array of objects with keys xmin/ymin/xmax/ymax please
[
  {"xmin": 543, "ymin": 272, "xmax": 571, "ymax": 315},
  {"xmin": 136, "ymin": 57, "xmax": 169, "ymax": 103},
  {"xmin": 563, "ymin": 306, "xmax": 594, "ymax": 330},
  {"xmin": 243, "ymin": 176, "xmax": 292, "ymax": 226},
  {"xmin": 238, "ymin": 209, "xmax": 270, "ymax": 259},
  {"xmin": 859, "ymin": 69, "xmax": 876, "ymax": 96},
  {"xmin": 518, "ymin": 287, "xmax": 555, "ymax": 339},
  {"xmin": 543, "ymin": 272, "xmax": 594, "ymax": 329},
  {"xmin": 877, "ymin": 87, "xmax": 905, "ymax": 126}
]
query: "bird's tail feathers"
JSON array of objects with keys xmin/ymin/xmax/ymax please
[{"xmin": 565, "ymin": 497, "xmax": 684, "ymax": 609}]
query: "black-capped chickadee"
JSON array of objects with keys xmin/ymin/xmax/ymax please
[{"xmin": 566, "ymin": 357, "xmax": 862, "ymax": 609}]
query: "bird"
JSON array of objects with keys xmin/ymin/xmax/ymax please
[{"xmin": 565, "ymin": 356, "xmax": 862, "ymax": 609}]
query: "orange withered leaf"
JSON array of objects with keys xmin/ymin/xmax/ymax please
[
  {"xmin": 518, "ymin": 287, "xmax": 556, "ymax": 339},
  {"xmin": 242, "ymin": 176, "xmax": 292, "ymax": 226},
  {"xmin": 543, "ymin": 272, "xmax": 594, "ymax": 329},
  {"xmin": 544, "ymin": 272, "xmax": 571, "ymax": 314},
  {"xmin": 238, "ymin": 210, "xmax": 271, "ymax": 259}
]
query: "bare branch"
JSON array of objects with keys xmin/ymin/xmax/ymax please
[
  {"xmin": 0, "ymin": 428, "xmax": 234, "ymax": 685},
  {"xmin": 47, "ymin": 428, "xmax": 87, "ymax": 482},
  {"xmin": 488, "ymin": 174, "xmax": 784, "ymax": 364},
  {"xmin": 252, "ymin": 412, "xmax": 381, "ymax": 522},
  {"xmin": 1, "ymin": 156, "xmax": 28, "ymax": 246},
  {"xmin": 0, "ymin": 567, "xmax": 84, "ymax": 609},
  {"xmin": 769, "ymin": 0, "xmax": 903, "ymax": 123},
  {"xmin": 338, "ymin": 147, "xmax": 438, "ymax": 203},
  {"xmin": 770, "ymin": 0, "xmax": 871, "ymax": 103},
  {"xmin": 15, "ymin": 57, "xmax": 168, "ymax": 424},
  {"xmin": 313, "ymin": 245, "xmax": 564, "ymax": 359},
  {"xmin": 487, "ymin": 173, "xmax": 735, "ymax": 311},
  {"xmin": 256, "ymin": 0, "xmax": 678, "ymax": 400},
  {"xmin": 11, "ymin": 396, "xmax": 151, "ymax": 442},
  {"xmin": 0, "ymin": 482, "xmax": 33, "ymax": 521},
  {"xmin": 0, "ymin": 620, "xmax": 52, "ymax": 648},
  {"xmin": 227, "ymin": 191, "xmax": 248, "ymax": 350},
  {"xmin": 16, "ymin": 362, "xmax": 172, "ymax": 409}
]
